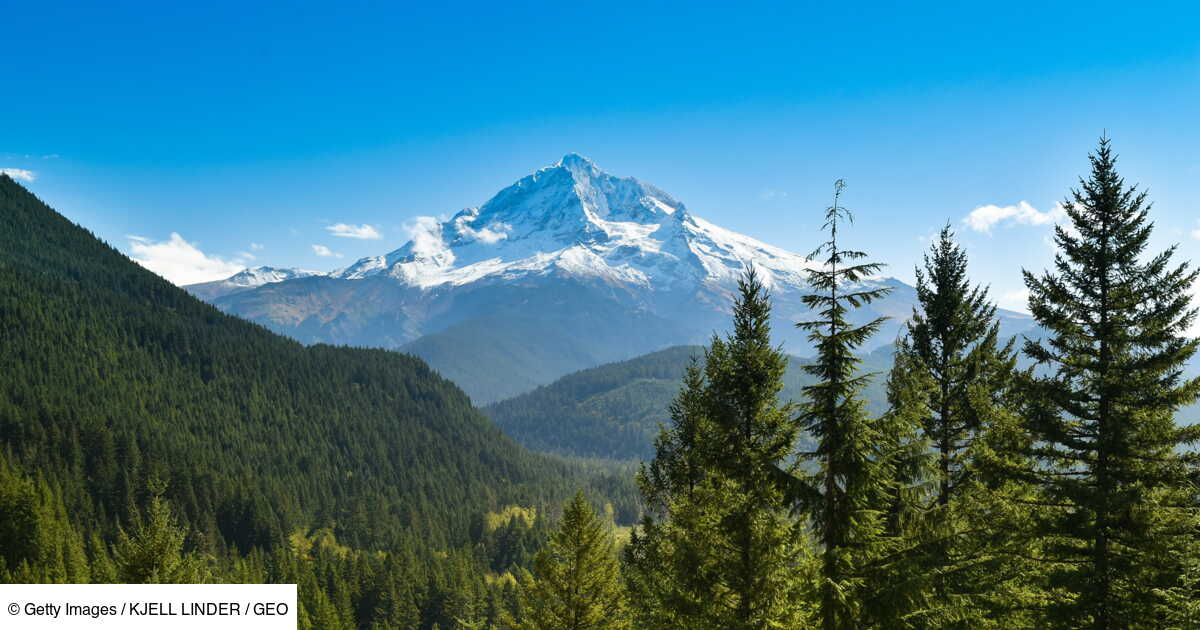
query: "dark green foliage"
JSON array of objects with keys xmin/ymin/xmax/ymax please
[
  {"xmin": 0, "ymin": 454, "xmax": 91, "ymax": 583},
  {"xmin": 625, "ymin": 270, "xmax": 810, "ymax": 630},
  {"xmin": 486, "ymin": 345, "xmax": 893, "ymax": 462},
  {"xmin": 0, "ymin": 174, "xmax": 636, "ymax": 627},
  {"xmin": 889, "ymin": 226, "xmax": 1032, "ymax": 629},
  {"xmin": 511, "ymin": 491, "xmax": 629, "ymax": 630},
  {"xmin": 486, "ymin": 346, "xmax": 706, "ymax": 461},
  {"xmin": 112, "ymin": 482, "xmax": 211, "ymax": 583},
  {"xmin": 6, "ymin": 136, "xmax": 1200, "ymax": 629},
  {"xmin": 1020, "ymin": 138, "xmax": 1200, "ymax": 629},
  {"xmin": 906, "ymin": 225, "xmax": 1016, "ymax": 508},
  {"xmin": 795, "ymin": 180, "xmax": 898, "ymax": 630}
]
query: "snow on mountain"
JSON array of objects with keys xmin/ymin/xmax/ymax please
[
  {"xmin": 227, "ymin": 266, "xmax": 324, "ymax": 287},
  {"xmin": 330, "ymin": 153, "xmax": 820, "ymax": 293},
  {"xmin": 196, "ymin": 154, "xmax": 1037, "ymax": 403},
  {"xmin": 185, "ymin": 266, "xmax": 325, "ymax": 300}
]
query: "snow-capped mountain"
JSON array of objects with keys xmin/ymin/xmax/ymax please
[
  {"xmin": 185, "ymin": 266, "xmax": 325, "ymax": 300},
  {"xmin": 329, "ymin": 153, "xmax": 816, "ymax": 292},
  {"xmin": 191, "ymin": 154, "xmax": 1035, "ymax": 403}
]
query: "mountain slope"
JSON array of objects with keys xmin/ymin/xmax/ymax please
[
  {"xmin": 484, "ymin": 345, "xmax": 894, "ymax": 461},
  {"xmin": 196, "ymin": 154, "xmax": 1036, "ymax": 403},
  {"xmin": 0, "ymin": 174, "xmax": 632, "ymax": 558}
]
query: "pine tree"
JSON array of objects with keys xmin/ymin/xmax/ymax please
[
  {"xmin": 512, "ymin": 491, "xmax": 628, "ymax": 630},
  {"xmin": 625, "ymin": 269, "xmax": 810, "ymax": 630},
  {"xmin": 795, "ymin": 179, "xmax": 896, "ymax": 630},
  {"xmin": 891, "ymin": 225, "xmax": 1029, "ymax": 628},
  {"xmin": 872, "ymin": 344, "xmax": 937, "ymax": 626},
  {"xmin": 1020, "ymin": 137, "xmax": 1200, "ymax": 629},
  {"xmin": 906, "ymin": 225, "xmax": 1015, "ymax": 509},
  {"xmin": 112, "ymin": 482, "xmax": 210, "ymax": 584},
  {"xmin": 624, "ymin": 360, "xmax": 723, "ymax": 629}
]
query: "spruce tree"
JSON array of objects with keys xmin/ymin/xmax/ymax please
[
  {"xmin": 112, "ymin": 483, "xmax": 210, "ymax": 584},
  {"xmin": 625, "ymin": 269, "xmax": 810, "ymax": 630},
  {"xmin": 512, "ymin": 491, "xmax": 628, "ymax": 630},
  {"xmin": 906, "ymin": 225, "xmax": 1014, "ymax": 508},
  {"xmin": 796, "ymin": 179, "xmax": 896, "ymax": 630},
  {"xmin": 890, "ymin": 226, "xmax": 1033, "ymax": 629},
  {"xmin": 1020, "ymin": 137, "xmax": 1200, "ymax": 629}
]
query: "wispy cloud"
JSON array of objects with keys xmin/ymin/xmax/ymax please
[
  {"xmin": 312, "ymin": 244, "xmax": 343, "ymax": 258},
  {"xmin": 1188, "ymin": 220, "xmax": 1200, "ymax": 241},
  {"xmin": 127, "ymin": 233, "xmax": 244, "ymax": 285},
  {"xmin": 759, "ymin": 189, "xmax": 788, "ymax": 201},
  {"xmin": 403, "ymin": 216, "xmax": 448, "ymax": 256},
  {"xmin": 451, "ymin": 214, "xmax": 509, "ymax": 244},
  {"xmin": 998, "ymin": 288, "xmax": 1031, "ymax": 313},
  {"xmin": 249, "ymin": 242, "xmax": 264, "ymax": 251},
  {"xmin": 326, "ymin": 223, "xmax": 382, "ymax": 240},
  {"xmin": 963, "ymin": 201, "xmax": 1067, "ymax": 233},
  {"xmin": 1, "ymin": 168, "xmax": 36, "ymax": 182}
]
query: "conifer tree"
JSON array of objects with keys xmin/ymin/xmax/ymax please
[
  {"xmin": 1020, "ymin": 137, "xmax": 1200, "ymax": 629},
  {"xmin": 906, "ymin": 225, "xmax": 1014, "ymax": 508},
  {"xmin": 512, "ymin": 491, "xmax": 628, "ymax": 630},
  {"xmin": 112, "ymin": 482, "xmax": 210, "ymax": 584},
  {"xmin": 872, "ymin": 344, "xmax": 937, "ymax": 626},
  {"xmin": 795, "ymin": 179, "xmax": 896, "ymax": 630},
  {"xmin": 890, "ymin": 226, "xmax": 1031, "ymax": 629},
  {"xmin": 625, "ymin": 269, "xmax": 810, "ymax": 630}
]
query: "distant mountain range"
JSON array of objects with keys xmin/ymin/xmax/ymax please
[{"xmin": 186, "ymin": 154, "xmax": 1037, "ymax": 403}]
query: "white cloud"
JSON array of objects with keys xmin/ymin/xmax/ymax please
[
  {"xmin": 963, "ymin": 201, "xmax": 1067, "ymax": 233},
  {"xmin": 326, "ymin": 223, "xmax": 382, "ymax": 240},
  {"xmin": 1, "ymin": 168, "xmax": 36, "ymax": 182},
  {"xmin": 404, "ymin": 216, "xmax": 447, "ymax": 255},
  {"xmin": 452, "ymin": 214, "xmax": 510, "ymax": 244},
  {"xmin": 249, "ymin": 242, "xmax": 264, "ymax": 251},
  {"xmin": 998, "ymin": 288, "xmax": 1031, "ymax": 313},
  {"xmin": 312, "ymin": 244, "xmax": 343, "ymax": 258},
  {"xmin": 759, "ymin": 189, "xmax": 789, "ymax": 201},
  {"xmin": 127, "ymin": 233, "xmax": 244, "ymax": 285},
  {"xmin": 470, "ymin": 224, "xmax": 510, "ymax": 244}
]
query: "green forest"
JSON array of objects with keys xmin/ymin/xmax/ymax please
[
  {"xmin": 0, "ymin": 169, "xmax": 638, "ymax": 627},
  {"xmin": 485, "ymin": 346, "xmax": 893, "ymax": 461},
  {"xmin": 4, "ymin": 138, "xmax": 1199, "ymax": 630}
]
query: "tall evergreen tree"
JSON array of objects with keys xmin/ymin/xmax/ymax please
[
  {"xmin": 796, "ymin": 179, "xmax": 896, "ymax": 630},
  {"xmin": 1020, "ymin": 137, "xmax": 1200, "ymax": 629},
  {"xmin": 906, "ymin": 225, "xmax": 1014, "ymax": 508},
  {"xmin": 625, "ymin": 269, "xmax": 810, "ymax": 630},
  {"xmin": 890, "ymin": 226, "xmax": 1029, "ymax": 629},
  {"xmin": 512, "ymin": 491, "xmax": 628, "ymax": 630}
]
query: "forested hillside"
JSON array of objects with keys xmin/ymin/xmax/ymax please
[
  {"xmin": 4, "ymin": 139, "xmax": 1197, "ymax": 630},
  {"xmin": 485, "ymin": 345, "xmax": 891, "ymax": 460},
  {"xmin": 0, "ymin": 174, "xmax": 636, "ymax": 627}
]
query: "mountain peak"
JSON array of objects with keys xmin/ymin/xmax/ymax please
[
  {"xmin": 327, "ymin": 154, "xmax": 826, "ymax": 294},
  {"xmin": 556, "ymin": 152, "xmax": 597, "ymax": 170},
  {"xmin": 184, "ymin": 266, "xmax": 325, "ymax": 299}
]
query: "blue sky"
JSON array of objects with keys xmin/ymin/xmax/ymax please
[{"xmin": 3, "ymin": 0, "xmax": 1198, "ymax": 310}]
